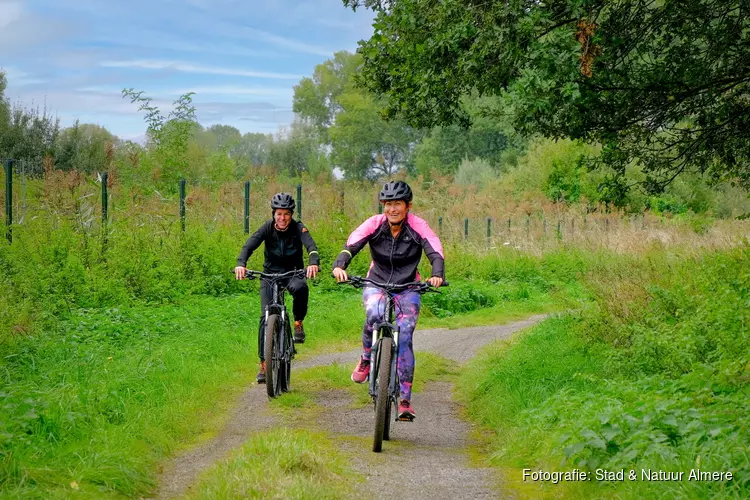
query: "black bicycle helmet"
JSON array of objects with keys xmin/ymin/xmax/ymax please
[
  {"xmin": 378, "ymin": 180, "xmax": 413, "ymax": 202},
  {"xmin": 270, "ymin": 192, "xmax": 295, "ymax": 211}
]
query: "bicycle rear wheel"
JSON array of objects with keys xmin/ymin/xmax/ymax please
[
  {"xmin": 373, "ymin": 335, "xmax": 393, "ymax": 452},
  {"xmin": 265, "ymin": 314, "xmax": 282, "ymax": 398}
]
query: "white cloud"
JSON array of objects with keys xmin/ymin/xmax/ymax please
[
  {"xmin": 173, "ymin": 86, "xmax": 293, "ymax": 97},
  {"xmin": 0, "ymin": 1, "xmax": 76, "ymax": 53},
  {"xmin": 0, "ymin": 66, "xmax": 43, "ymax": 86},
  {"xmin": 1, "ymin": 0, "xmax": 376, "ymax": 138},
  {"xmin": 0, "ymin": 1, "xmax": 23, "ymax": 28},
  {"xmin": 100, "ymin": 60, "xmax": 303, "ymax": 80},
  {"xmin": 90, "ymin": 35, "xmax": 284, "ymax": 59},
  {"xmin": 241, "ymin": 28, "xmax": 336, "ymax": 57}
]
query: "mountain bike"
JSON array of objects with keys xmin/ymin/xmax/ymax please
[
  {"xmin": 341, "ymin": 276, "xmax": 447, "ymax": 452},
  {"xmin": 244, "ymin": 268, "xmax": 307, "ymax": 398}
]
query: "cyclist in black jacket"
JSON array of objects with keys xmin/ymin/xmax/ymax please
[{"xmin": 234, "ymin": 193, "xmax": 320, "ymax": 384}]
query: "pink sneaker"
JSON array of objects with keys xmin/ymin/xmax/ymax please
[
  {"xmin": 351, "ymin": 356, "xmax": 370, "ymax": 383},
  {"xmin": 398, "ymin": 400, "xmax": 415, "ymax": 421}
]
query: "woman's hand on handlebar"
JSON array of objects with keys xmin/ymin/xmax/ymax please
[
  {"xmin": 427, "ymin": 276, "xmax": 443, "ymax": 288},
  {"xmin": 306, "ymin": 265, "xmax": 319, "ymax": 279},
  {"xmin": 234, "ymin": 266, "xmax": 247, "ymax": 280},
  {"xmin": 333, "ymin": 267, "xmax": 348, "ymax": 282}
]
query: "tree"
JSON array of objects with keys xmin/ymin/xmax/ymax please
[
  {"xmin": 230, "ymin": 132, "xmax": 273, "ymax": 168},
  {"xmin": 343, "ymin": 0, "xmax": 750, "ymax": 192},
  {"xmin": 55, "ymin": 121, "xmax": 116, "ymax": 172},
  {"xmin": 292, "ymin": 51, "xmax": 363, "ymax": 140},
  {"xmin": 0, "ymin": 72, "xmax": 9, "ymax": 145},
  {"xmin": 122, "ymin": 89, "xmax": 198, "ymax": 187},
  {"xmin": 329, "ymin": 89, "xmax": 416, "ymax": 180},
  {"xmin": 193, "ymin": 124, "xmax": 242, "ymax": 151},
  {"xmin": 292, "ymin": 50, "xmax": 417, "ymax": 179},
  {"xmin": 0, "ymin": 101, "xmax": 60, "ymax": 169},
  {"xmin": 267, "ymin": 120, "xmax": 326, "ymax": 177}
]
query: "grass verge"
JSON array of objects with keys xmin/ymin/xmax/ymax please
[
  {"xmin": 184, "ymin": 428, "xmax": 360, "ymax": 500},
  {"xmin": 457, "ymin": 247, "xmax": 749, "ymax": 499}
]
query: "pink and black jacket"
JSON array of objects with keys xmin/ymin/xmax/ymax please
[{"xmin": 333, "ymin": 213, "xmax": 445, "ymax": 285}]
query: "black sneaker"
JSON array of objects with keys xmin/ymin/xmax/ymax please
[{"xmin": 294, "ymin": 321, "xmax": 305, "ymax": 344}]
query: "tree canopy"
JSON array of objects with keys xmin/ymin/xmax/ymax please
[
  {"xmin": 293, "ymin": 50, "xmax": 418, "ymax": 180},
  {"xmin": 293, "ymin": 50, "xmax": 364, "ymax": 140},
  {"xmin": 343, "ymin": 0, "xmax": 750, "ymax": 192}
]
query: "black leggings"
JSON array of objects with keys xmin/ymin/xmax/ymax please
[
  {"xmin": 257, "ymin": 276, "xmax": 308, "ymax": 361},
  {"xmin": 260, "ymin": 276, "xmax": 308, "ymax": 320}
]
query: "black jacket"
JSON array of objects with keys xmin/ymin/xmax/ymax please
[
  {"xmin": 237, "ymin": 219, "xmax": 320, "ymax": 272},
  {"xmin": 332, "ymin": 214, "xmax": 445, "ymax": 284}
]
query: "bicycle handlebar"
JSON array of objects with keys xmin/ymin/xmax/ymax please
[
  {"xmin": 239, "ymin": 268, "xmax": 307, "ymax": 280},
  {"xmin": 339, "ymin": 275, "xmax": 449, "ymax": 293}
]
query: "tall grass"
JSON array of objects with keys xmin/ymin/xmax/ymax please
[
  {"xmin": 0, "ymin": 291, "xmax": 369, "ymax": 498},
  {"xmin": 459, "ymin": 246, "xmax": 750, "ymax": 499},
  {"xmin": 2, "ymin": 169, "xmax": 746, "ymax": 340}
]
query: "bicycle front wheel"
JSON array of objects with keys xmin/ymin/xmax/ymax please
[
  {"xmin": 280, "ymin": 320, "xmax": 292, "ymax": 393},
  {"xmin": 384, "ymin": 396, "xmax": 393, "ymax": 441},
  {"xmin": 265, "ymin": 314, "xmax": 282, "ymax": 398},
  {"xmin": 373, "ymin": 335, "xmax": 393, "ymax": 452}
]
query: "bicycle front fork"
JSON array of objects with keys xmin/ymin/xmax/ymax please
[
  {"xmin": 258, "ymin": 311, "xmax": 292, "ymax": 361},
  {"xmin": 369, "ymin": 328, "xmax": 399, "ymax": 403}
]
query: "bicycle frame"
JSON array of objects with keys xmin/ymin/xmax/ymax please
[
  {"xmin": 344, "ymin": 278, "xmax": 446, "ymax": 404},
  {"xmin": 245, "ymin": 269, "xmax": 303, "ymax": 345},
  {"xmin": 369, "ymin": 299, "xmax": 399, "ymax": 407}
]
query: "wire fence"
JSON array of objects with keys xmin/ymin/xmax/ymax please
[{"xmin": 2, "ymin": 162, "xmax": 748, "ymax": 254}]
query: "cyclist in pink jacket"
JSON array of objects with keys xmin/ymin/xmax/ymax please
[{"xmin": 332, "ymin": 181, "xmax": 445, "ymax": 420}]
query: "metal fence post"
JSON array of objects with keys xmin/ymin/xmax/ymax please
[
  {"xmin": 244, "ymin": 181, "xmax": 250, "ymax": 234},
  {"xmin": 179, "ymin": 179, "xmax": 186, "ymax": 232},
  {"xmin": 296, "ymin": 184, "xmax": 302, "ymax": 220},
  {"xmin": 4, "ymin": 159, "xmax": 13, "ymax": 243},
  {"xmin": 101, "ymin": 172, "xmax": 108, "ymax": 223},
  {"xmin": 101, "ymin": 172, "xmax": 108, "ymax": 249},
  {"xmin": 487, "ymin": 217, "xmax": 492, "ymax": 247},
  {"xmin": 438, "ymin": 216, "xmax": 443, "ymax": 235},
  {"xmin": 464, "ymin": 218, "xmax": 469, "ymax": 240}
]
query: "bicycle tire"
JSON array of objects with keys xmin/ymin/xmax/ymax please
[
  {"xmin": 373, "ymin": 335, "xmax": 393, "ymax": 452},
  {"xmin": 280, "ymin": 320, "xmax": 292, "ymax": 392},
  {"xmin": 384, "ymin": 396, "xmax": 393, "ymax": 441},
  {"xmin": 265, "ymin": 314, "xmax": 282, "ymax": 398}
]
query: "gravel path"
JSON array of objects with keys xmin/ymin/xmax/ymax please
[{"xmin": 152, "ymin": 313, "xmax": 550, "ymax": 499}]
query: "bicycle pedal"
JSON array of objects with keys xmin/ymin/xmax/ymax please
[{"xmin": 398, "ymin": 414, "xmax": 415, "ymax": 422}]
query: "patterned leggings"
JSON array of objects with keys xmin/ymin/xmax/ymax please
[{"xmin": 361, "ymin": 286, "xmax": 421, "ymax": 401}]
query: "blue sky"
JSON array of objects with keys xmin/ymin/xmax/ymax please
[{"xmin": 1, "ymin": 0, "xmax": 374, "ymax": 141}]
